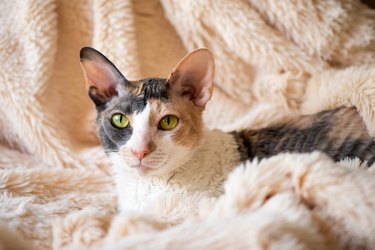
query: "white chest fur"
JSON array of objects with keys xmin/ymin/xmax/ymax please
[{"xmin": 110, "ymin": 130, "xmax": 240, "ymax": 219}]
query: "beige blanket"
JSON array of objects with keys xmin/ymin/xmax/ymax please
[{"xmin": 1, "ymin": 0, "xmax": 375, "ymax": 249}]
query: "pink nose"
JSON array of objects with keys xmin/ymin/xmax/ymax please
[{"xmin": 131, "ymin": 149, "xmax": 150, "ymax": 160}]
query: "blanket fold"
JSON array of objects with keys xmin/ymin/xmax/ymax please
[{"xmin": 1, "ymin": 0, "xmax": 375, "ymax": 249}]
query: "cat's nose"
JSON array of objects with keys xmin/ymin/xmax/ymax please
[{"xmin": 131, "ymin": 149, "xmax": 150, "ymax": 160}]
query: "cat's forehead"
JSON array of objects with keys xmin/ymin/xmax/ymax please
[{"xmin": 105, "ymin": 77, "xmax": 170, "ymax": 114}]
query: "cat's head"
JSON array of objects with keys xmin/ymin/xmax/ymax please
[{"xmin": 80, "ymin": 47, "xmax": 215, "ymax": 176}]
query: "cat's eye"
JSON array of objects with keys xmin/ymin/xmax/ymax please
[
  {"xmin": 159, "ymin": 115, "xmax": 179, "ymax": 131},
  {"xmin": 111, "ymin": 113, "xmax": 129, "ymax": 129}
]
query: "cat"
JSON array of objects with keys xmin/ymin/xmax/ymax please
[{"xmin": 80, "ymin": 47, "xmax": 375, "ymax": 217}]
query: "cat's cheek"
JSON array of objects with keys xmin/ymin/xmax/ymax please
[{"xmin": 160, "ymin": 144, "xmax": 196, "ymax": 174}]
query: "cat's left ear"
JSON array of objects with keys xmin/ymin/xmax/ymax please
[
  {"xmin": 80, "ymin": 47, "xmax": 129, "ymax": 106},
  {"xmin": 167, "ymin": 48, "xmax": 215, "ymax": 107}
]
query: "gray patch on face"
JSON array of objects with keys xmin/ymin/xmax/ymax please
[
  {"xmin": 98, "ymin": 117, "xmax": 134, "ymax": 154},
  {"xmin": 95, "ymin": 77, "xmax": 170, "ymax": 153},
  {"xmin": 111, "ymin": 95, "xmax": 147, "ymax": 115},
  {"xmin": 142, "ymin": 78, "xmax": 169, "ymax": 101}
]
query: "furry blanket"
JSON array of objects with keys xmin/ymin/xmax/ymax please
[{"xmin": 1, "ymin": 0, "xmax": 375, "ymax": 249}]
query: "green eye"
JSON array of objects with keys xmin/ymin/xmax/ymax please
[
  {"xmin": 111, "ymin": 113, "xmax": 129, "ymax": 129},
  {"xmin": 159, "ymin": 115, "xmax": 179, "ymax": 130}
]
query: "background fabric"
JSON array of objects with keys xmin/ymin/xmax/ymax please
[{"xmin": 1, "ymin": 0, "xmax": 375, "ymax": 249}]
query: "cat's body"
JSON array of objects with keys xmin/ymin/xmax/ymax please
[
  {"xmin": 235, "ymin": 107, "xmax": 375, "ymax": 165},
  {"xmin": 80, "ymin": 47, "xmax": 375, "ymax": 217}
]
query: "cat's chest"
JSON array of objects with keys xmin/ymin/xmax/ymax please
[
  {"xmin": 113, "ymin": 130, "xmax": 240, "ymax": 217},
  {"xmin": 114, "ymin": 170, "xmax": 214, "ymax": 219},
  {"xmin": 115, "ymin": 160, "xmax": 226, "ymax": 213}
]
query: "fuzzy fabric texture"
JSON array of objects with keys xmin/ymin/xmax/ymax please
[{"xmin": 1, "ymin": 0, "xmax": 375, "ymax": 249}]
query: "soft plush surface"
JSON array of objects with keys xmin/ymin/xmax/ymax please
[{"xmin": 1, "ymin": 0, "xmax": 375, "ymax": 249}]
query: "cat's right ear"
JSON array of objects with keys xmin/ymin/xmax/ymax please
[
  {"xmin": 80, "ymin": 47, "xmax": 128, "ymax": 106},
  {"xmin": 167, "ymin": 48, "xmax": 215, "ymax": 108}
]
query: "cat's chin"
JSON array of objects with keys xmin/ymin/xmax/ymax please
[
  {"xmin": 131, "ymin": 164, "xmax": 158, "ymax": 176},
  {"xmin": 110, "ymin": 154, "xmax": 173, "ymax": 177},
  {"xmin": 132, "ymin": 164, "xmax": 175, "ymax": 177}
]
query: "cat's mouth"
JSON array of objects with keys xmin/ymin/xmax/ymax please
[{"xmin": 130, "ymin": 163, "xmax": 158, "ymax": 175}]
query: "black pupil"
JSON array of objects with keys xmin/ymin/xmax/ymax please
[
  {"xmin": 166, "ymin": 116, "xmax": 170, "ymax": 124},
  {"xmin": 119, "ymin": 115, "xmax": 123, "ymax": 123}
]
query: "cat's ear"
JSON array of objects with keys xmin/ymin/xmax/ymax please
[
  {"xmin": 80, "ymin": 47, "xmax": 129, "ymax": 106},
  {"xmin": 167, "ymin": 48, "xmax": 215, "ymax": 107}
]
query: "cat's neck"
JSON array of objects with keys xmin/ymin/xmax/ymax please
[
  {"xmin": 112, "ymin": 128, "xmax": 240, "ymax": 214},
  {"xmin": 162, "ymin": 128, "xmax": 240, "ymax": 188}
]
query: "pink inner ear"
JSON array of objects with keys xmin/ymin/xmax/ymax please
[
  {"xmin": 194, "ymin": 87, "xmax": 211, "ymax": 107},
  {"xmin": 81, "ymin": 60, "xmax": 118, "ymax": 99},
  {"xmin": 168, "ymin": 49, "xmax": 215, "ymax": 107}
]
